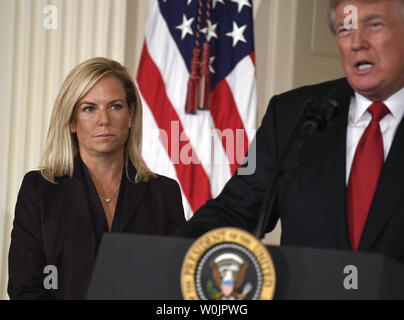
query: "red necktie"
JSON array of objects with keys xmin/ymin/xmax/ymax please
[{"xmin": 347, "ymin": 102, "xmax": 390, "ymax": 251}]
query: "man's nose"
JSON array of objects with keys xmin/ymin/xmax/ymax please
[{"xmin": 351, "ymin": 28, "xmax": 369, "ymax": 51}]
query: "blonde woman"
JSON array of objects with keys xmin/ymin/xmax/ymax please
[{"xmin": 8, "ymin": 57, "xmax": 185, "ymax": 300}]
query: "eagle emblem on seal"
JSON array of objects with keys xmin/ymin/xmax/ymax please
[{"xmin": 209, "ymin": 253, "xmax": 252, "ymax": 300}]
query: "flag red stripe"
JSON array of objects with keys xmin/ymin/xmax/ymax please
[
  {"xmin": 137, "ymin": 43, "xmax": 213, "ymax": 211},
  {"xmin": 250, "ymin": 52, "xmax": 255, "ymax": 65},
  {"xmin": 210, "ymin": 79, "xmax": 250, "ymax": 175}
]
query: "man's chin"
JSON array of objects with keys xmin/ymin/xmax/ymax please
[{"xmin": 348, "ymin": 78, "xmax": 383, "ymax": 101}]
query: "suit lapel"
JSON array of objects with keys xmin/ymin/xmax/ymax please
[
  {"xmin": 359, "ymin": 117, "xmax": 404, "ymax": 250},
  {"xmin": 296, "ymin": 81, "xmax": 353, "ymax": 250},
  {"xmin": 62, "ymin": 156, "xmax": 94, "ymax": 231},
  {"xmin": 317, "ymin": 87, "xmax": 353, "ymax": 250},
  {"xmin": 119, "ymin": 162, "xmax": 147, "ymax": 231}
]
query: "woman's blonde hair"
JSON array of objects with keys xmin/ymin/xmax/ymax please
[{"xmin": 40, "ymin": 57, "xmax": 156, "ymax": 183}]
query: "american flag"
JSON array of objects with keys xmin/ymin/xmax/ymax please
[{"xmin": 137, "ymin": 0, "xmax": 257, "ymax": 220}]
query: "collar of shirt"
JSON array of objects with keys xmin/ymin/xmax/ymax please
[{"xmin": 350, "ymin": 87, "xmax": 404, "ymax": 125}]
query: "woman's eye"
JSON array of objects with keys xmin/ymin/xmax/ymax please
[
  {"xmin": 83, "ymin": 106, "xmax": 95, "ymax": 112},
  {"xmin": 111, "ymin": 104, "xmax": 122, "ymax": 110}
]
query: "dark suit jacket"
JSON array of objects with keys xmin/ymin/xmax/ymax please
[
  {"xmin": 174, "ymin": 78, "xmax": 404, "ymax": 264},
  {"xmin": 8, "ymin": 157, "xmax": 185, "ymax": 300}
]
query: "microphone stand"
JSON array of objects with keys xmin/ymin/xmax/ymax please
[{"xmin": 253, "ymin": 97, "xmax": 339, "ymax": 238}]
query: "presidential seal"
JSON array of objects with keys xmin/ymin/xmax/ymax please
[{"xmin": 181, "ymin": 228, "xmax": 276, "ymax": 300}]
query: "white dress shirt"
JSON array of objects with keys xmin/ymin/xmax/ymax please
[{"xmin": 346, "ymin": 87, "xmax": 404, "ymax": 184}]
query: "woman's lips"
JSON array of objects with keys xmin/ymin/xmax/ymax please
[{"xmin": 96, "ymin": 134, "xmax": 114, "ymax": 138}]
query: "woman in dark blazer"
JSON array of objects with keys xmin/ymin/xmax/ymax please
[{"xmin": 8, "ymin": 57, "xmax": 186, "ymax": 300}]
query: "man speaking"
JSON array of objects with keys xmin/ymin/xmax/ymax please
[{"xmin": 173, "ymin": 0, "xmax": 404, "ymax": 264}]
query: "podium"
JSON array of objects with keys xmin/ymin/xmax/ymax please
[{"xmin": 86, "ymin": 233, "xmax": 404, "ymax": 300}]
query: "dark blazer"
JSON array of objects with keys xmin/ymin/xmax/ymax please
[
  {"xmin": 174, "ymin": 78, "xmax": 404, "ymax": 264},
  {"xmin": 8, "ymin": 157, "xmax": 185, "ymax": 300}
]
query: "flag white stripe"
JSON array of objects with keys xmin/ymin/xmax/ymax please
[{"xmin": 225, "ymin": 55, "xmax": 257, "ymax": 142}]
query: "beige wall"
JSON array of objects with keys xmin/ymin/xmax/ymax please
[{"xmin": 0, "ymin": 0, "xmax": 344, "ymax": 299}]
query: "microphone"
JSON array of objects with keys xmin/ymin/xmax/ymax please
[
  {"xmin": 253, "ymin": 83, "xmax": 352, "ymax": 239},
  {"xmin": 299, "ymin": 82, "xmax": 352, "ymax": 139}
]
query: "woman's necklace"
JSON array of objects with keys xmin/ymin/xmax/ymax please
[{"xmin": 99, "ymin": 185, "xmax": 120, "ymax": 204}]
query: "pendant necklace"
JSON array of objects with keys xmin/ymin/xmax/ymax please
[{"xmin": 99, "ymin": 185, "xmax": 120, "ymax": 204}]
